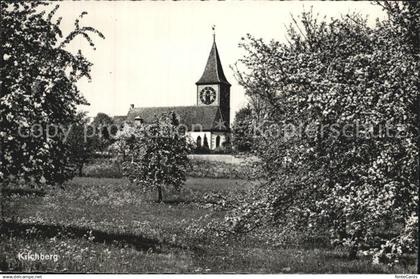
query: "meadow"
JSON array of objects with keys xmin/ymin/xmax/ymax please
[{"xmin": 0, "ymin": 176, "xmax": 415, "ymax": 273}]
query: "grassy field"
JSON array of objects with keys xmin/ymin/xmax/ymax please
[{"xmin": 0, "ymin": 177, "xmax": 415, "ymax": 273}]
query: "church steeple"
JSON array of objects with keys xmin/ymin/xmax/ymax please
[
  {"xmin": 196, "ymin": 27, "xmax": 231, "ymax": 128},
  {"xmin": 196, "ymin": 30, "xmax": 231, "ymax": 86}
]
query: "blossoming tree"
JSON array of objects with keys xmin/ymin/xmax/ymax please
[
  {"xmin": 0, "ymin": 2, "xmax": 104, "ymax": 220},
  {"xmin": 230, "ymin": 3, "xmax": 419, "ymax": 264},
  {"xmin": 116, "ymin": 112, "xmax": 191, "ymax": 203}
]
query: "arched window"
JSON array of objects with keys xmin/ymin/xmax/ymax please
[
  {"xmin": 216, "ymin": 135, "xmax": 221, "ymax": 148},
  {"xmin": 197, "ymin": 136, "xmax": 202, "ymax": 148}
]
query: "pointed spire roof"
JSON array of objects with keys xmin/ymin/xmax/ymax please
[{"xmin": 196, "ymin": 40, "xmax": 231, "ymax": 86}]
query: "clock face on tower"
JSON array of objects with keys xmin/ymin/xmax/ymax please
[{"xmin": 199, "ymin": 87, "xmax": 216, "ymax": 105}]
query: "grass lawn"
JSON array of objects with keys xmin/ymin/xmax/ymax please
[{"xmin": 0, "ymin": 177, "xmax": 415, "ymax": 273}]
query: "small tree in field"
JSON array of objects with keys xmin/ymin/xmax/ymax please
[{"xmin": 118, "ymin": 112, "xmax": 191, "ymax": 202}]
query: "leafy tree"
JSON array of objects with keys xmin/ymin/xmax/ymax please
[
  {"xmin": 230, "ymin": 5, "xmax": 418, "ymax": 264},
  {"xmin": 67, "ymin": 111, "xmax": 97, "ymax": 176},
  {"xmin": 117, "ymin": 112, "xmax": 191, "ymax": 202},
  {"xmin": 0, "ymin": 2, "xmax": 104, "ymax": 187},
  {"xmin": 221, "ymin": 135, "xmax": 233, "ymax": 153},
  {"xmin": 91, "ymin": 112, "xmax": 116, "ymax": 152},
  {"xmin": 232, "ymin": 104, "xmax": 255, "ymax": 152},
  {"xmin": 376, "ymin": 1, "xmax": 420, "ymax": 54}
]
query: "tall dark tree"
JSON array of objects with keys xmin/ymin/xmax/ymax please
[{"xmin": 203, "ymin": 134, "xmax": 210, "ymax": 151}]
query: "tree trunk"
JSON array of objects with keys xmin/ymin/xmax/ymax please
[
  {"xmin": 348, "ymin": 228, "xmax": 362, "ymax": 260},
  {"xmin": 78, "ymin": 164, "xmax": 84, "ymax": 177},
  {"xmin": 417, "ymin": 84, "xmax": 420, "ymax": 275},
  {"xmin": 157, "ymin": 185, "xmax": 163, "ymax": 203},
  {"xmin": 0, "ymin": 181, "xmax": 8, "ymax": 226},
  {"xmin": 0, "ymin": 143, "xmax": 5, "ymax": 225},
  {"xmin": 348, "ymin": 244, "xmax": 358, "ymax": 260},
  {"xmin": 0, "ymin": 186, "xmax": 4, "ymax": 225}
]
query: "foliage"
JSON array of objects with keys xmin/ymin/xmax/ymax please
[
  {"xmin": 0, "ymin": 2, "xmax": 104, "ymax": 186},
  {"xmin": 83, "ymin": 159, "xmax": 122, "ymax": 179},
  {"xmin": 231, "ymin": 4, "xmax": 419, "ymax": 264},
  {"xmin": 189, "ymin": 158, "xmax": 262, "ymax": 179},
  {"xmin": 66, "ymin": 112, "xmax": 97, "ymax": 176},
  {"xmin": 232, "ymin": 104, "xmax": 255, "ymax": 152},
  {"xmin": 116, "ymin": 112, "xmax": 191, "ymax": 202},
  {"xmin": 91, "ymin": 112, "xmax": 117, "ymax": 152}
]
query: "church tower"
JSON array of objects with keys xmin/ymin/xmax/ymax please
[{"xmin": 196, "ymin": 28, "xmax": 231, "ymax": 128}]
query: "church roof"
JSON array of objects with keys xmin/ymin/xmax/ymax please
[
  {"xmin": 196, "ymin": 41, "xmax": 231, "ymax": 86},
  {"xmin": 127, "ymin": 106, "xmax": 227, "ymax": 131}
]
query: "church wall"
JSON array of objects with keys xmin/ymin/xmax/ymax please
[
  {"xmin": 211, "ymin": 132, "xmax": 228, "ymax": 150},
  {"xmin": 188, "ymin": 131, "xmax": 213, "ymax": 149}
]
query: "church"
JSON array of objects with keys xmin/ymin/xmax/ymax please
[{"xmin": 118, "ymin": 33, "xmax": 231, "ymax": 151}]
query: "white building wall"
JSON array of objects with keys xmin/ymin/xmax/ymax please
[
  {"xmin": 188, "ymin": 131, "xmax": 213, "ymax": 149},
  {"xmin": 187, "ymin": 131, "xmax": 230, "ymax": 150},
  {"xmin": 211, "ymin": 132, "xmax": 224, "ymax": 149}
]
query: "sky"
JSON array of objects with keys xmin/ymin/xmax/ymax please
[{"xmin": 55, "ymin": 1, "xmax": 386, "ymax": 120}]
